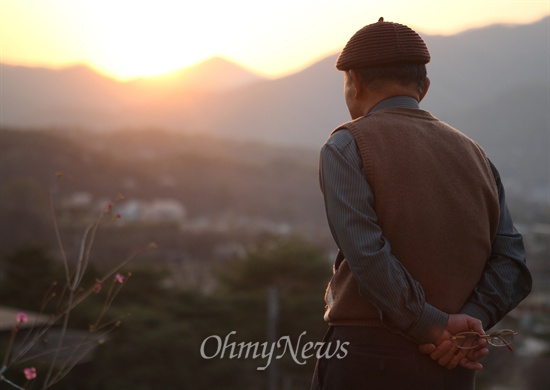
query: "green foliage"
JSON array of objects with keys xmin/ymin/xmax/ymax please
[
  {"xmin": 87, "ymin": 236, "xmax": 332, "ymax": 389},
  {"xmin": 0, "ymin": 178, "xmax": 53, "ymax": 255},
  {"xmin": 1, "ymin": 236, "xmax": 332, "ymax": 388},
  {"xmin": 90, "ymin": 294, "xmax": 257, "ymax": 390},
  {"xmin": 219, "ymin": 235, "xmax": 331, "ymax": 295},
  {"xmin": 0, "ymin": 246, "xmax": 62, "ymax": 310}
]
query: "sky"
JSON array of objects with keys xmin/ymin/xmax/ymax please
[{"xmin": 1, "ymin": 0, "xmax": 549, "ymax": 81}]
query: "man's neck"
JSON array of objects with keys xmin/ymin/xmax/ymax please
[
  {"xmin": 370, "ymin": 96, "xmax": 420, "ymax": 114},
  {"xmin": 362, "ymin": 84, "xmax": 421, "ymax": 116}
]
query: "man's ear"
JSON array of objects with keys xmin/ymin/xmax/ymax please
[
  {"xmin": 418, "ymin": 77, "xmax": 430, "ymax": 102},
  {"xmin": 348, "ymin": 69, "xmax": 364, "ymax": 98}
]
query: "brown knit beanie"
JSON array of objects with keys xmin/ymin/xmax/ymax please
[{"xmin": 336, "ymin": 17, "xmax": 430, "ymax": 70}]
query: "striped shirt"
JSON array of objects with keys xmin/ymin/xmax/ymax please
[{"xmin": 319, "ymin": 96, "xmax": 532, "ymax": 342}]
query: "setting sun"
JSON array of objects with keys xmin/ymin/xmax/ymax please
[
  {"xmin": 1, "ymin": 0, "xmax": 548, "ymax": 81},
  {"xmin": 1, "ymin": 1, "xmax": 244, "ymax": 80},
  {"xmin": 76, "ymin": 1, "xmax": 273, "ymax": 79},
  {"xmin": 81, "ymin": 2, "xmax": 213, "ymax": 78}
]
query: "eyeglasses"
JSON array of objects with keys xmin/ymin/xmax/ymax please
[{"xmin": 452, "ymin": 329, "xmax": 518, "ymax": 352}]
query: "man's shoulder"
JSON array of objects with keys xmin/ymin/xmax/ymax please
[
  {"xmin": 321, "ymin": 127, "xmax": 363, "ymax": 169},
  {"xmin": 326, "ymin": 127, "xmax": 355, "ymax": 150}
]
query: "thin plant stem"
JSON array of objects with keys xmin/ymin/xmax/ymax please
[
  {"xmin": 48, "ymin": 324, "xmax": 117, "ymax": 386},
  {"xmin": 2, "ymin": 327, "xmax": 19, "ymax": 368},
  {"xmin": 2, "ymin": 182, "xmax": 155, "ymax": 389},
  {"xmin": 91, "ymin": 275, "xmax": 128, "ymax": 332},
  {"xmin": 43, "ymin": 205, "xmax": 103, "ymax": 388},
  {"xmin": 41, "ymin": 290, "xmax": 74, "ymax": 389},
  {"xmin": 72, "ymin": 223, "xmax": 94, "ymax": 290},
  {"xmin": 49, "ymin": 190, "xmax": 70, "ymax": 287},
  {"xmin": 40, "ymin": 282, "xmax": 58, "ymax": 313},
  {"xmin": 76, "ymin": 217, "xmax": 104, "ymax": 287},
  {"xmin": 0, "ymin": 375, "xmax": 26, "ymax": 390},
  {"xmin": 9, "ymin": 316, "xmax": 62, "ymax": 366}
]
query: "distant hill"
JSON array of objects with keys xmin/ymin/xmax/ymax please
[
  {"xmin": 423, "ymin": 18, "xmax": 550, "ymax": 112},
  {"xmin": 1, "ymin": 17, "xmax": 549, "ymax": 204},
  {"xmin": 0, "ymin": 57, "xmax": 266, "ymax": 129},
  {"xmin": 184, "ymin": 17, "xmax": 550, "ymax": 149},
  {"xmin": 0, "ymin": 128, "xmax": 325, "ymax": 229},
  {"xmin": 127, "ymin": 56, "xmax": 265, "ymax": 95},
  {"xmin": 2, "ymin": 18, "xmax": 547, "ymax": 141},
  {"xmin": 0, "ymin": 64, "xmax": 136, "ymax": 127}
]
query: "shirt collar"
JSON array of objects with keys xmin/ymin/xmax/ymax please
[{"xmin": 370, "ymin": 96, "xmax": 420, "ymax": 113}]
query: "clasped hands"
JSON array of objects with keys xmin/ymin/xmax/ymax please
[{"xmin": 419, "ymin": 314, "xmax": 489, "ymax": 370}]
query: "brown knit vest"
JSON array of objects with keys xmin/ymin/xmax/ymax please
[{"xmin": 324, "ymin": 107, "xmax": 500, "ymax": 326}]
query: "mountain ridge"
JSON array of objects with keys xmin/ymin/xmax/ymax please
[
  {"xmin": 0, "ymin": 56, "xmax": 266, "ymax": 128},
  {"xmin": 1, "ymin": 17, "xmax": 548, "ymax": 202},
  {"xmin": 3, "ymin": 17, "xmax": 547, "ymax": 141}
]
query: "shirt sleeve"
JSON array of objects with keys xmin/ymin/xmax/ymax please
[
  {"xmin": 460, "ymin": 161, "xmax": 533, "ymax": 329},
  {"xmin": 319, "ymin": 129, "xmax": 448, "ymax": 344}
]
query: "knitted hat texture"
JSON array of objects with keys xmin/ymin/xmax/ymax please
[{"xmin": 336, "ymin": 18, "xmax": 430, "ymax": 70}]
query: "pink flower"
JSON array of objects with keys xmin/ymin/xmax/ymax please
[
  {"xmin": 93, "ymin": 280, "xmax": 103, "ymax": 293},
  {"xmin": 16, "ymin": 312, "xmax": 28, "ymax": 324},
  {"xmin": 114, "ymin": 273, "xmax": 125, "ymax": 284},
  {"xmin": 23, "ymin": 367, "xmax": 37, "ymax": 380}
]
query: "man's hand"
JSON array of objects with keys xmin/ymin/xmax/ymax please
[{"xmin": 419, "ymin": 314, "xmax": 489, "ymax": 370}]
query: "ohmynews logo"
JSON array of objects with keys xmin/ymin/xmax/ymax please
[{"xmin": 200, "ymin": 331, "xmax": 349, "ymax": 370}]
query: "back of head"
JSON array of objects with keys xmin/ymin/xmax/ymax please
[
  {"xmin": 337, "ymin": 18, "xmax": 430, "ymax": 92},
  {"xmin": 336, "ymin": 17, "xmax": 430, "ymax": 70}
]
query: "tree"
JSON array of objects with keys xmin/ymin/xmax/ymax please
[
  {"xmin": 217, "ymin": 235, "xmax": 332, "ymax": 388},
  {"xmin": 219, "ymin": 235, "xmax": 331, "ymax": 295}
]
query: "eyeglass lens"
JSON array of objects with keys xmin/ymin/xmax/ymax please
[
  {"xmin": 454, "ymin": 330, "xmax": 516, "ymax": 349},
  {"xmin": 454, "ymin": 332, "xmax": 480, "ymax": 349},
  {"xmin": 488, "ymin": 331, "xmax": 515, "ymax": 347}
]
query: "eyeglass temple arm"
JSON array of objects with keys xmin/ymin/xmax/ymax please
[
  {"xmin": 497, "ymin": 335, "xmax": 514, "ymax": 352},
  {"xmin": 485, "ymin": 333, "xmax": 514, "ymax": 352}
]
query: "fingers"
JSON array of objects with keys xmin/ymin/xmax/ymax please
[
  {"xmin": 418, "ymin": 343, "xmax": 436, "ymax": 354},
  {"xmin": 459, "ymin": 347, "xmax": 488, "ymax": 370},
  {"xmin": 465, "ymin": 316, "xmax": 485, "ymax": 335},
  {"xmin": 428, "ymin": 340, "xmax": 453, "ymax": 361},
  {"xmin": 460, "ymin": 357, "xmax": 484, "ymax": 371},
  {"xmin": 445, "ymin": 348, "xmax": 467, "ymax": 369},
  {"xmin": 428, "ymin": 340, "xmax": 460, "ymax": 368},
  {"xmin": 446, "ymin": 314, "xmax": 485, "ymax": 336},
  {"xmin": 435, "ymin": 345, "xmax": 486, "ymax": 370},
  {"xmin": 467, "ymin": 346, "xmax": 489, "ymax": 362},
  {"xmin": 421, "ymin": 340, "xmax": 488, "ymax": 371},
  {"xmin": 421, "ymin": 314, "xmax": 488, "ymax": 371}
]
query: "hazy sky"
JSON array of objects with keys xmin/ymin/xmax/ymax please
[{"xmin": 1, "ymin": 0, "xmax": 548, "ymax": 80}]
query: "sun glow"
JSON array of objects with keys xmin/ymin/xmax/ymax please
[
  {"xmin": 1, "ymin": 1, "xmax": 548, "ymax": 81},
  {"xmin": 1, "ymin": 1, "xmax": 262, "ymax": 80},
  {"xmin": 58, "ymin": 1, "xmax": 235, "ymax": 80},
  {"xmin": 79, "ymin": 1, "xmax": 349, "ymax": 80}
]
